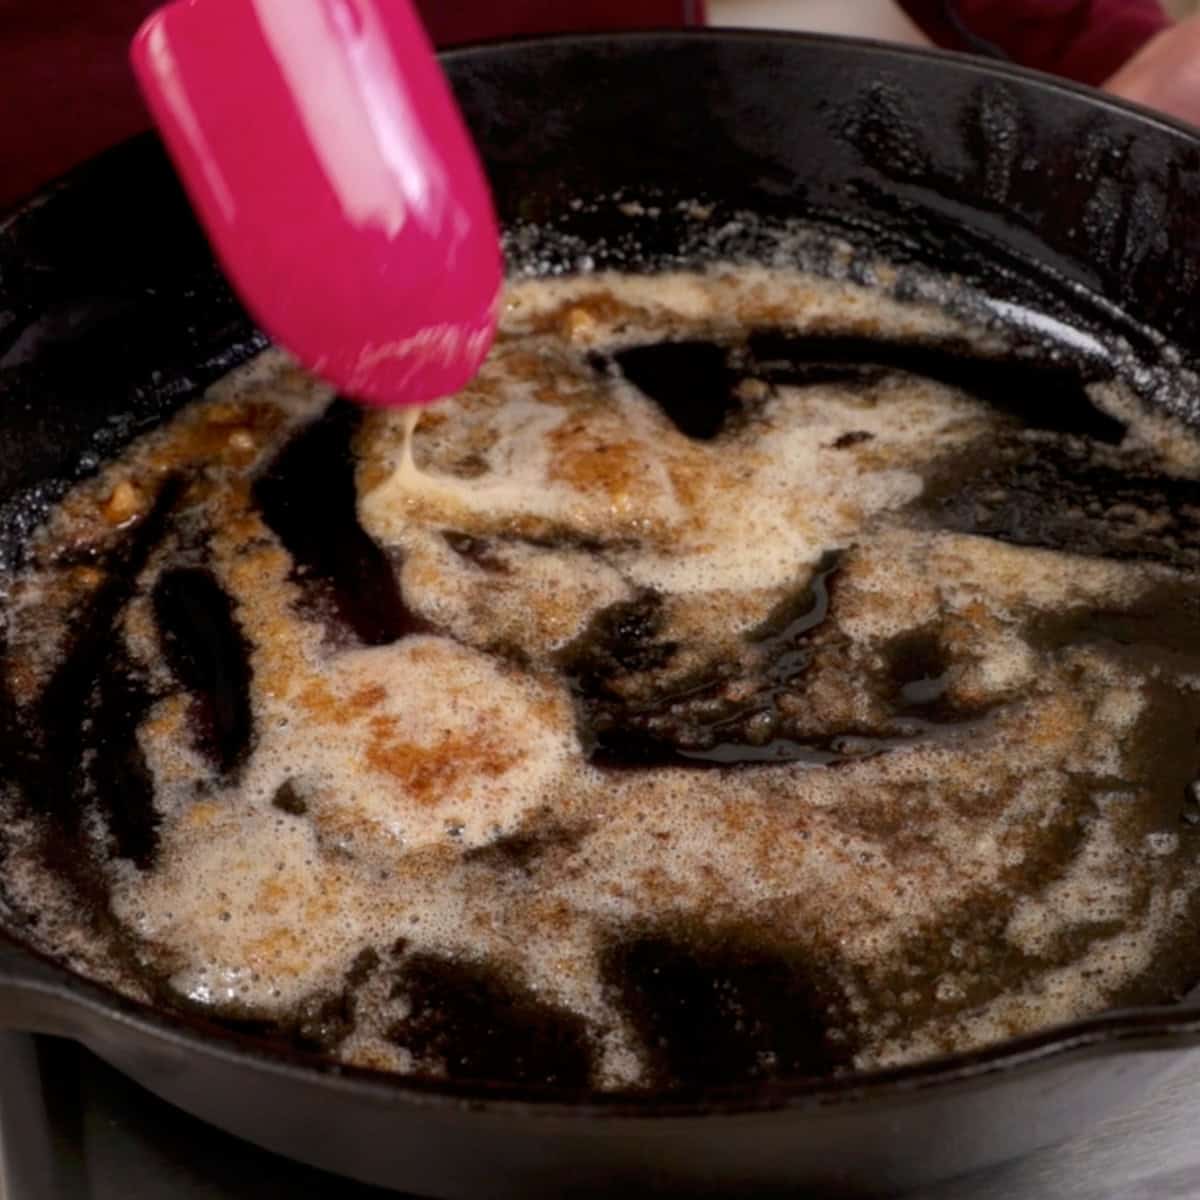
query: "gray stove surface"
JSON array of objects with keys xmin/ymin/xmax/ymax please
[{"xmin": 1, "ymin": 1033, "xmax": 1199, "ymax": 1198}]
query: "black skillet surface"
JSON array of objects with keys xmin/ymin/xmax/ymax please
[{"xmin": 3, "ymin": 31, "xmax": 1200, "ymax": 1198}]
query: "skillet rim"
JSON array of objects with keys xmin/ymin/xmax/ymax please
[{"xmin": 4, "ymin": 27, "xmax": 1200, "ymax": 1118}]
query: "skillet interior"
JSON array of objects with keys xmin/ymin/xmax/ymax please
[{"xmin": 4, "ymin": 30, "xmax": 1200, "ymax": 1196}]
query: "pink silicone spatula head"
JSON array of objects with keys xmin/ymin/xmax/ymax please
[{"xmin": 131, "ymin": 0, "xmax": 502, "ymax": 407}]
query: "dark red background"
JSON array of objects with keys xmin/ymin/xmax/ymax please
[
  {"xmin": 0, "ymin": 0, "xmax": 1167, "ymax": 212},
  {"xmin": 901, "ymin": 0, "xmax": 1167, "ymax": 85}
]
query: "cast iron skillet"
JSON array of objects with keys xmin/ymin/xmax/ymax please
[{"xmin": 4, "ymin": 31, "xmax": 1200, "ymax": 1198}]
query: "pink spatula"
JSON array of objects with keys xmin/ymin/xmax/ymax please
[{"xmin": 131, "ymin": 0, "xmax": 502, "ymax": 408}]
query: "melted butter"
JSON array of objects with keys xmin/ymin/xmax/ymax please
[
  {"xmin": 4, "ymin": 263, "xmax": 1200, "ymax": 1091},
  {"xmin": 398, "ymin": 406, "xmax": 420, "ymax": 479}
]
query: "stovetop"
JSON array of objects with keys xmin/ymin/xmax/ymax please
[
  {"xmin": 2, "ymin": 1033, "xmax": 1199, "ymax": 1199},
  {"xmin": 0, "ymin": 1035, "xmax": 389, "ymax": 1199}
]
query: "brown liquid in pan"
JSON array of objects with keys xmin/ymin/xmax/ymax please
[{"xmin": 4, "ymin": 266, "xmax": 1200, "ymax": 1091}]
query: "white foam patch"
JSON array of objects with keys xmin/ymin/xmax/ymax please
[
  {"xmin": 141, "ymin": 635, "xmax": 579, "ymax": 860},
  {"xmin": 397, "ymin": 529, "xmax": 632, "ymax": 658},
  {"xmin": 255, "ymin": 638, "xmax": 577, "ymax": 854},
  {"xmin": 360, "ymin": 276, "xmax": 995, "ymax": 597}
]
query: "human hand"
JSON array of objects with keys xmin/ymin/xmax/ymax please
[{"xmin": 1106, "ymin": 12, "xmax": 1200, "ymax": 125}]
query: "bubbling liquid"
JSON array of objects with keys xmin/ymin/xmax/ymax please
[{"xmin": 4, "ymin": 262, "xmax": 1200, "ymax": 1091}]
